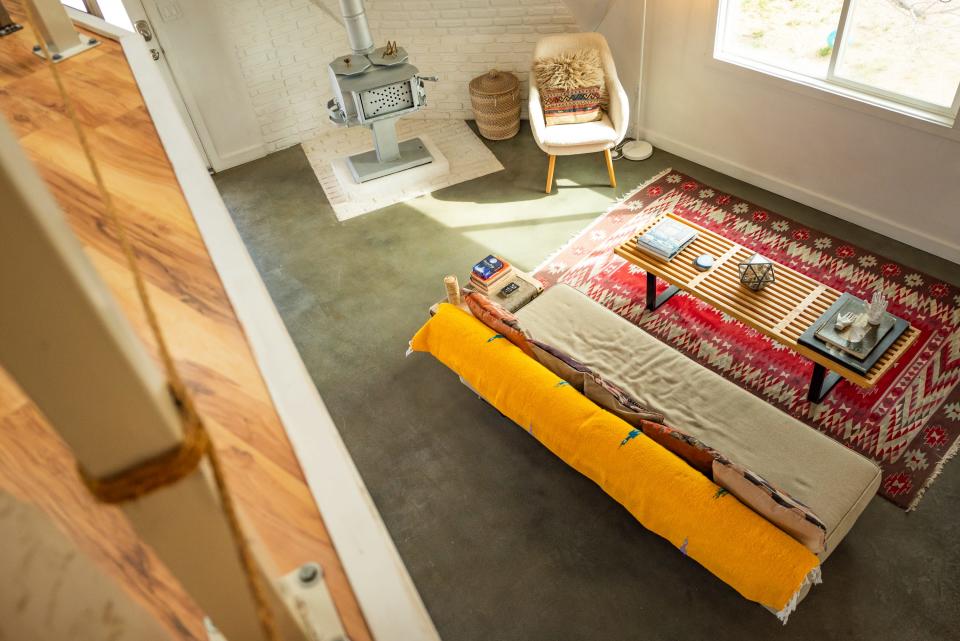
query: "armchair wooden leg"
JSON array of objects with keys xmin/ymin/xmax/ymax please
[
  {"xmin": 545, "ymin": 154, "xmax": 556, "ymax": 194},
  {"xmin": 603, "ymin": 149, "xmax": 616, "ymax": 189}
]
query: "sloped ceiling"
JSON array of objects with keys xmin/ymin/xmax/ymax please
[
  {"xmin": 312, "ymin": 0, "xmax": 610, "ymax": 31},
  {"xmin": 560, "ymin": 0, "xmax": 613, "ymax": 30}
]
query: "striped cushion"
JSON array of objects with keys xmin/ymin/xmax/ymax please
[
  {"xmin": 541, "ymin": 85, "xmax": 602, "ymax": 125},
  {"xmin": 713, "ymin": 458, "xmax": 828, "ymax": 555}
]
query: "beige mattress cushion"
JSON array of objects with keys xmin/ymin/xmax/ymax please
[{"xmin": 515, "ymin": 284, "xmax": 881, "ymax": 560}]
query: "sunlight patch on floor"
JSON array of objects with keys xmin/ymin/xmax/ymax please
[{"xmin": 405, "ymin": 187, "xmax": 616, "ymax": 230}]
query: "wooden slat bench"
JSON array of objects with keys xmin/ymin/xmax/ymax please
[{"xmin": 615, "ymin": 213, "xmax": 920, "ymax": 401}]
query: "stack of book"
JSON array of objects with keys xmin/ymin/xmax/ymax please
[
  {"xmin": 636, "ymin": 217, "xmax": 698, "ymax": 261},
  {"xmin": 469, "ymin": 255, "xmax": 514, "ymax": 295}
]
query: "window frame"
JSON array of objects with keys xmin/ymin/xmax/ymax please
[
  {"xmin": 62, "ymin": 0, "xmax": 104, "ymax": 19},
  {"xmin": 713, "ymin": 0, "xmax": 960, "ymax": 127}
]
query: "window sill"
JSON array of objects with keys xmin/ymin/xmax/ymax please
[{"xmin": 710, "ymin": 53, "xmax": 959, "ymax": 140}]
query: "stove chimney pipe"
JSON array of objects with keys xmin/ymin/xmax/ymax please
[{"xmin": 337, "ymin": 0, "xmax": 374, "ymax": 55}]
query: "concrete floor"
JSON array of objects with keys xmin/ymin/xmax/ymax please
[{"xmin": 214, "ymin": 123, "xmax": 960, "ymax": 641}]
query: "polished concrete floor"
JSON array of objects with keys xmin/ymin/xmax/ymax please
[{"xmin": 214, "ymin": 123, "xmax": 960, "ymax": 641}]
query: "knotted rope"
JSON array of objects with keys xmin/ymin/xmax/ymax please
[{"xmin": 21, "ymin": 6, "xmax": 279, "ymax": 640}]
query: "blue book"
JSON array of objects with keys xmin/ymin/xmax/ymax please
[
  {"xmin": 636, "ymin": 218, "xmax": 698, "ymax": 260},
  {"xmin": 472, "ymin": 255, "xmax": 508, "ymax": 281}
]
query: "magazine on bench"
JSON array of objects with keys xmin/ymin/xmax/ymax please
[{"xmin": 636, "ymin": 218, "xmax": 698, "ymax": 261}]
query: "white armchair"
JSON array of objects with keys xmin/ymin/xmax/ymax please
[{"xmin": 529, "ymin": 32, "xmax": 630, "ymax": 194}]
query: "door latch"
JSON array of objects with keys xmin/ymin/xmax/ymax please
[
  {"xmin": 134, "ymin": 20, "xmax": 160, "ymax": 60},
  {"xmin": 134, "ymin": 19, "xmax": 153, "ymax": 42}
]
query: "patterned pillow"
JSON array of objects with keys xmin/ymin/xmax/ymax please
[
  {"xmin": 464, "ymin": 292, "xmax": 534, "ymax": 357},
  {"xmin": 529, "ymin": 340, "xmax": 665, "ymax": 424},
  {"xmin": 638, "ymin": 422, "xmax": 829, "ymax": 554},
  {"xmin": 540, "ymin": 85, "xmax": 602, "ymax": 125},
  {"xmin": 583, "ymin": 375, "xmax": 667, "ymax": 426},
  {"xmin": 640, "ymin": 422, "xmax": 717, "ymax": 476},
  {"xmin": 712, "ymin": 458, "xmax": 828, "ymax": 555},
  {"xmin": 528, "ymin": 339, "xmax": 588, "ymax": 390}
]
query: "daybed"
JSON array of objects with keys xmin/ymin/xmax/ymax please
[{"xmin": 411, "ymin": 284, "xmax": 881, "ymax": 621}]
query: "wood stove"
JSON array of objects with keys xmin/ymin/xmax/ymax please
[{"xmin": 325, "ymin": 0, "xmax": 436, "ymax": 183}]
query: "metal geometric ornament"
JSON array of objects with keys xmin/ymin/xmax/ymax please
[{"xmin": 738, "ymin": 253, "xmax": 776, "ymax": 291}]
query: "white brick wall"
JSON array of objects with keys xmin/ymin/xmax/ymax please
[{"xmin": 216, "ymin": 0, "xmax": 579, "ymax": 152}]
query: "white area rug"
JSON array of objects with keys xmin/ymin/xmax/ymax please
[{"xmin": 302, "ymin": 119, "xmax": 504, "ymax": 221}]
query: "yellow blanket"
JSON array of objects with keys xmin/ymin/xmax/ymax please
[{"xmin": 411, "ymin": 304, "xmax": 820, "ymax": 615}]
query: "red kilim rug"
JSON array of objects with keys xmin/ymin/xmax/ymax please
[{"xmin": 533, "ymin": 169, "xmax": 960, "ymax": 510}]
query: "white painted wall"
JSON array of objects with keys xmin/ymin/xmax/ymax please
[
  {"xmin": 587, "ymin": 0, "xmax": 644, "ymax": 138},
  {"xmin": 146, "ymin": 1, "xmax": 634, "ymax": 162},
  {"xmin": 634, "ymin": 0, "xmax": 960, "ymax": 264},
  {"xmin": 218, "ymin": 0, "xmax": 580, "ymax": 152}
]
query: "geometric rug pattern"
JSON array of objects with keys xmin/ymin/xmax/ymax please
[{"xmin": 533, "ymin": 169, "xmax": 960, "ymax": 510}]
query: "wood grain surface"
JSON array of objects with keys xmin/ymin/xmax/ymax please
[{"xmin": 0, "ymin": 4, "xmax": 372, "ymax": 640}]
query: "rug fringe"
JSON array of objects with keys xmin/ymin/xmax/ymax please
[
  {"xmin": 907, "ymin": 432, "xmax": 960, "ymax": 511},
  {"xmin": 776, "ymin": 565, "xmax": 822, "ymax": 625},
  {"xmin": 532, "ymin": 167, "xmax": 674, "ymax": 275}
]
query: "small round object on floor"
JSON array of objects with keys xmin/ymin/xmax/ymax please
[
  {"xmin": 694, "ymin": 254, "xmax": 714, "ymax": 271},
  {"xmin": 622, "ymin": 139, "xmax": 654, "ymax": 161}
]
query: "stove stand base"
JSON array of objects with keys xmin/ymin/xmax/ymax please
[
  {"xmin": 32, "ymin": 34, "xmax": 101, "ymax": 63},
  {"xmin": 347, "ymin": 137, "xmax": 433, "ymax": 183}
]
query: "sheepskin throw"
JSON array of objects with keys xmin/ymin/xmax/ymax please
[
  {"xmin": 533, "ymin": 48, "xmax": 605, "ymax": 93},
  {"xmin": 533, "ymin": 48, "xmax": 607, "ymax": 125}
]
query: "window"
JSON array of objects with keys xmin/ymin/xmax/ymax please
[
  {"xmin": 61, "ymin": 0, "xmax": 133, "ymax": 32},
  {"xmin": 716, "ymin": 0, "xmax": 960, "ymax": 122}
]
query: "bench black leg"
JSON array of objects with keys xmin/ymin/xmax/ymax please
[
  {"xmin": 646, "ymin": 272, "xmax": 679, "ymax": 311},
  {"xmin": 807, "ymin": 363, "xmax": 842, "ymax": 403}
]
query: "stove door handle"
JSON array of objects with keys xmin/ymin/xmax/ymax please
[
  {"xmin": 326, "ymin": 98, "xmax": 347, "ymax": 125},
  {"xmin": 418, "ymin": 76, "xmax": 438, "ymax": 83}
]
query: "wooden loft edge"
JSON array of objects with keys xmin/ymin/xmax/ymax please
[
  {"xmin": 11, "ymin": 9, "xmax": 440, "ymax": 641},
  {"xmin": 94, "ymin": 16, "xmax": 440, "ymax": 641}
]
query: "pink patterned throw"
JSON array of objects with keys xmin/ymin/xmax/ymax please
[{"xmin": 533, "ymin": 169, "xmax": 960, "ymax": 509}]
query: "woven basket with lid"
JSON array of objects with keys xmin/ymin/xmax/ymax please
[{"xmin": 469, "ymin": 69, "xmax": 521, "ymax": 140}]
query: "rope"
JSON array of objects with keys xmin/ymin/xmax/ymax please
[
  {"xmin": 78, "ymin": 386, "xmax": 210, "ymax": 503},
  {"xmin": 21, "ymin": 7, "xmax": 280, "ymax": 641}
]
